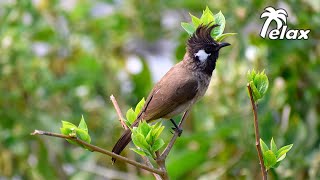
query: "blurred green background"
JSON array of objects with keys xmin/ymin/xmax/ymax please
[{"xmin": 0, "ymin": 0, "xmax": 319, "ymax": 179}]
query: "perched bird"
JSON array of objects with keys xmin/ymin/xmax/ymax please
[{"xmin": 112, "ymin": 24, "xmax": 230, "ymax": 162}]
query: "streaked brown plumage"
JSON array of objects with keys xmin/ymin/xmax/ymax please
[{"xmin": 112, "ymin": 24, "xmax": 230, "ymax": 162}]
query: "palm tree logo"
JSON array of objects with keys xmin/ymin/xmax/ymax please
[{"xmin": 260, "ymin": 7, "xmax": 288, "ymax": 38}]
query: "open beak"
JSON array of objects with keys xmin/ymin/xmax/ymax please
[{"xmin": 218, "ymin": 42, "xmax": 231, "ymax": 50}]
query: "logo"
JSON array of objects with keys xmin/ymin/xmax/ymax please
[{"xmin": 260, "ymin": 6, "xmax": 310, "ymax": 40}]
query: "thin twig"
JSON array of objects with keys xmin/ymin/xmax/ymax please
[
  {"xmin": 110, "ymin": 95, "xmax": 128, "ymax": 130},
  {"xmin": 160, "ymin": 109, "xmax": 190, "ymax": 160},
  {"xmin": 142, "ymin": 156, "xmax": 162, "ymax": 180},
  {"xmin": 247, "ymin": 84, "xmax": 268, "ymax": 180},
  {"xmin": 31, "ymin": 130, "xmax": 164, "ymax": 176}
]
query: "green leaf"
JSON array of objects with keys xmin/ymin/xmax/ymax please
[
  {"xmin": 263, "ymin": 150, "xmax": 277, "ymax": 170},
  {"xmin": 249, "ymin": 81, "xmax": 261, "ymax": 101},
  {"xmin": 78, "ymin": 115, "xmax": 88, "ymax": 132},
  {"xmin": 60, "ymin": 127, "xmax": 77, "ymax": 145},
  {"xmin": 276, "ymin": 144, "xmax": 293, "ymax": 162},
  {"xmin": 256, "ymin": 72, "xmax": 269, "ymax": 97},
  {"xmin": 146, "ymin": 130, "xmax": 154, "ymax": 145},
  {"xmin": 135, "ymin": 98, "xmax": 145, "ymax": 116},
  {"xmin": 181, "ymin": 22, "xmax": 195, "ymax": 35},
  {"xmin": 253, "ymin": 71, "xmax": 268, "ymax": 97},
  {"xmin": 76, "ymin": 128, "xmax": 91, "ymax": 144},
  {"xmin": 200, "ymin": 8, "xmax": 214, "ymax": 25},
  {"xmin": 60, "ymin": 127, "xmax": 74, "ymax": 136},
  {"xmin": 60, "ymin": 121, "xmax": 77, "ymax": 136},
  {"xmin": 60, "ymin": 121, "xmax": 78, "ymax": 145},
  {"xmin": 247, "ymin": 69, "xmax": 269, "ymax": 101},
  {"xmin": 139, "ymin": 121, "xmax": 151, "ymax": 137},
  {"xmin": 151, "ymin": 139, "xmax": 165, "ymax": 152},
  {"xmin": 130, "ymin": 148, "xmax": 148, "ymax": 156},
  {"xmin": 260, "ymin": 138, "xmax": 269, "ymax": 153},
  {"xmin": 61, "ymin": 121, "xmax": 77, "ymax": 129},
  {"xmin": 126, "ymin": 108, "xmax": 136, "ymax": 124},
  {"xmin": 247, "ymin": 69, "xmax": 256, "ymax": 82},
  {"xmin": 152, "ymin": 122, "xmax": 165, "ymax": 139},
  {"xmin": 152, "ymin": 121, "xmax": 162, "ymax": 130},
  {"xmin": 131, "ymin": 130, "xmax": 149, "ymax": 150},
  {"xmin": 277, "ymin": 153, "xmax": 287, "ymax": 162},
  {"xmin": 65, "ymin": 139, "xmax": 77, "ymax": 145},
  {"xmin": 270, "ymin": 138, "xmax": 277, "ymax": 154},
  {"xmin": 211, "ymin": 11, "xmax": 225, "ymax": 37},
  {"xmin": 190, "ymin": 13, "xmax": 201, "ymax": 27},
  {"xmin": 214, "ymin": 33, "xmax": 237, "ymax": 42}
]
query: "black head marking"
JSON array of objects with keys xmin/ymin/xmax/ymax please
[
  {"xmin": 185, "ymin": 24, "xmax": 230, "ymax": 75},
  {"xmin": 187, "ymin": 24, "xmax": 219, "ymax": 55}
]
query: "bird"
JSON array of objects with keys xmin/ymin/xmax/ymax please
[{"xmin": 112, "ymin": 24, "xmax": 230, "ymax": 162}]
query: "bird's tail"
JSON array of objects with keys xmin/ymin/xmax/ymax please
[{"xmin": 111, "ymin": 119, "xmax": 140, "ymax": 163}]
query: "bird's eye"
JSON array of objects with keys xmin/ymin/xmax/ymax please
[{"xmin": 204, "ymin": 46, "xmax": 213, "ymax": 53}]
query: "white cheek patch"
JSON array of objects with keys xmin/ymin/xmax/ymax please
[{"xmin": 194, "ymin": 49, "xmax": 210, "ymax": 62}]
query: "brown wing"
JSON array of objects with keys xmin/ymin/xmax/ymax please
[{"xmin": 140, "ymin": 64, "xmax": 199, "ymax": 121}]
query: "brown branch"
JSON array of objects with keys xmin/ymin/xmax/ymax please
[
  {"xmin": 110, "ymin": 95, "xmax": 128, "ymax": 130},
  {"xmin": 160, "ymin": 109, "xmax": 190, "ymax": 160},
  {"xmin": 31, "ymin": 130, "xmax": 164, "ymax": 176},
  {"xmin": 142, "ymin": 156, "xmax": 162, "ymax": 180},
  {"xmin": 247, "ymin": 84, "xmax": 268, "ymax": 180},
  {"xmin": 155, "ymin": 110, "xmax": 191, "ymax": 180}
]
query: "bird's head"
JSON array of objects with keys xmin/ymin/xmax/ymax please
[{"xmin": 186, "ymin": 24, "xmax": 230, "ymax": 75}]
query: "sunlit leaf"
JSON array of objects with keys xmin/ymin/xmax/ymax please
[
  {"xmin": 139, "ymin": 121, "xmax": 151, "ymax": 137},
  {"xmin": 76, "ymin": 128, "xmax": 91, "ymax": 144},
  {"xmin": 151, "ymin": 139, "xmax": 165, "ymax": 152},
  {"xmin": 152, "ymin": 124, "xmax": 165, "ymax": 139},
  {"xmin": 249, "ymin": 81, "xmax": 261, "ymax": 101},
  {"xmin": 211, "ymin": 11, "xmax": 225, "ymax": 37},
  {"xmin": 270, "ymin": 138, "xmax": 277, "ymax": 154},
  {"xmin": 61, "ymin": 121, "xmax": 77, "ymax": 129},
  {"xmin": 78, "ymin": 115, "xmax": 88, "ymax": 132},
  {"xmin": 130, "ymin": 148, "xmax": 148, "ymax": 156},
  {"xmin": 214, "ymin": 33, "xmax": 237, "ymax": 42},
  {"xmin": 276, "ymin": 144, "xmax": 293, "ymax": 161},
  {"xmin": 146, "ymin": 130, "xmax": 153, "ymax": 144},
  {"xmin": 263, "ymin": 150, "xmax": 277, "ymax": 170},
  {"xmin": 135, "ymin": 98, "xmax": 145, "ymax": 116},
  {"xmin": 200, "ymin": 8, "xmax": 214, "ymax": 25},
  {"xmin": 260, "ymin": 138, "xmax": 269, "ymax": 153},
  {"xmin": 132, "ymin": 130, "xmax": 149, "ymax": 150},
  {"xmin": 190, "ymin": 13, "xmax": 201, "ymax": 27},
  {"xmin": 181, "ymin": 22, "xmax": 196, "ymax": 35},
  {"xmin": 126, "ymin": 108, "xmax": 136, "ymax": 124}
]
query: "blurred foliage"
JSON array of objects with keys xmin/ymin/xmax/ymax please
[{"xmin": 0, "ymin": 0, "xmax": 319, "ymax": 179}]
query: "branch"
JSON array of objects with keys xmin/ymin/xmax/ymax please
[
  {"xmin": 247, "ymin": 84, "xmax": 268, "ymax": 180},
  {"xmin": 160, "ymin": 109, "xmax": 190, "ymax": 160},
  {"xmin": 31, "ymin": 130, "xmax": 164, "ymax": 176},
  {"xmin": 110, "ymin": 95, "xmax": 128, "ymax": 130},
  {"xmin": 154, "ymin": 110, "xmax": 190, "ymax": 180}
]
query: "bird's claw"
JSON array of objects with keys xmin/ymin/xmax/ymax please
[{"xmin": 171, "ymin": 127, "xmax": 183, "ymax": 137}]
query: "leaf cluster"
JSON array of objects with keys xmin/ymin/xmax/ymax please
[
  {"xmin": 125, "ymin": 98, "xmax": 165, "ymax": 158},
  {"xmin": 247, "ymin": 69, "xmax": 269, "ymax": 101},
  {"xmin": 130, "ymin": 121, "xmax": 165, "ymax": 159},
  {"xmin": 60, "ymin": 116, "xmax": 91, "ymax": 149},
  {"xmin": 181, "ymin": 6, "xmax": 236, "ymax": 42},
  {"xmin": 260, "ymin": 138, "xmax": 293, "ymax": 170},
  {"xmin": 125, "ymin": 98, "xmax": 145, "ymax": 127}
]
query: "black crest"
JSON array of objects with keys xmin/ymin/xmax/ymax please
[{"xmin": 187, "ymin": 24, "xmax": 219, "ymax": 53}]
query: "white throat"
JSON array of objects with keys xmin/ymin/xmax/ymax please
[{"xmin": 194, "ymin": 49, "xmax": 210, "ymax": 62}]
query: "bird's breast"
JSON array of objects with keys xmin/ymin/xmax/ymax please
[{"xmin": 194, "ymin": 71, "xmax": 211, "ymax": 101}]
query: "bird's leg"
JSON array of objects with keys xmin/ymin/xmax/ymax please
[{"xmin": 170, "ymin": 119, "xmax": 183, "ymax": 137}]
